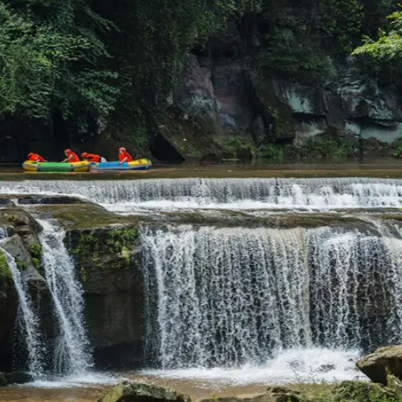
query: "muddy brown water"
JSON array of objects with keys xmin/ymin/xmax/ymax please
[{"xmin": 0, "ymin": 376, "xmax": 269, "ymax": 402}]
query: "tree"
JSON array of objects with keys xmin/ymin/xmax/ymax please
[
  {"xmin": 0, "ymin": 0, "xmax": 118, "ymax": 131},
  {"xmin": 353, "ymin": 7, "xmax": 402, "ymax": 60}
]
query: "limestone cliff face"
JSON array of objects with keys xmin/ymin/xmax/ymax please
[{"xmin": 152, "ymin": 1, "xmax": 402, "ymax": 161}]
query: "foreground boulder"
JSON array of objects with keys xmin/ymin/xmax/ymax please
[
  {"xmin": 5, "ymin": 371, "xmax": 33, "ymax": 385},
  {"xmin": 357, "ymin": 345, "xmax": 402, "ymax": 384},
  {"xmin": 97, "ymin": 381, "xmax": 191, "ymax": 402},
  {"xmin": 198, "ymin": 388, "xmax": 299, "ymax": 402}
]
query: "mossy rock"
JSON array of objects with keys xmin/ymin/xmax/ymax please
[
  {"xmin": 0, "ymin": 250, "xmax": 12, "ymax": 279},
  {"xmin": 33, "ymin": 204, "xmax": 139, "ymax": 230}
]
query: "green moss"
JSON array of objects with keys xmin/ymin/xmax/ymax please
[
  {"xmin": 16, "ymin": 259, "xmax": 28, "ymax": 271},
  {"xmin": 28, "ymin": 244, "xmax": 43, "ymax": 259},
  {"xmin": 80, "ymin": 267, "xmax": 87, "ymax": 283},
  {"xmin": 73, "ymin": 227, "xmax": 138, "ymax": 262},
  {"xmin": 105, "ymin": 227, "xmax": 138, "ymax": 254},
  {"xmin": 0, "ymin": 250, "xmax": 12, "ymax": 279},
  {"xmin": 32, "ymin": 257, "xmax": 40, "ymax": 270}
]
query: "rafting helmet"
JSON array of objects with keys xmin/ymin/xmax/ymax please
[
  {"xmin": 118, "ymin": 147, "xmax": 126, "ymax": 152},
  {"xmin": 81, "ymin": 152, "xmax": 88, "ymax": 158},
  {"xmin": 64, "ymin": 148, "xmax": 72, "ymax": 154},
  {"xmin": 28, "ymin": 153, "xmax": 33, "ymax": 157}
]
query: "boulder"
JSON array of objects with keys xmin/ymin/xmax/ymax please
[
  {"xmin": 5, "ymin": 371, "xmax": 33, "ymax": 385},
  {"xmin": 198, "ymin": 390, "xmax": 297, "ymax": 402},
  {"xmin": 198, "ymin": 394, "xmax": 273, "ymax": 402},
  {"xmin": 0, "ymin": 373, "xmax": 7, "ymax": 387},
  {"xmin": 97, "ymin": 381, "xmax": 191, "ymax": 402},
  {"xmin": 357, "ymin": 345, "xmax": 402, "ymax": 384},
  {"xmin": 266, "ymin": 387, "xmax": 300, "ymax": 402}
]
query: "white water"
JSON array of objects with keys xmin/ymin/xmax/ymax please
[
  {"xmin": 38, "ymin": 219, "xmax": 93, "ymax": 376},
  {"xmin": 140, "ymin": 225, "xmax": 402, "ymax": 382},
  {"xmin": 142, "ymin": 348, "xmax": 364, "ymax": 385},
  {"xmin": 2, "ymin": 178, "xmax": 402, "ymax": 211},
  {"xmin": 0, "ymin": 229, "xmax": 45, "ymax": 379},
  {"xmin": 4, "ymin": 177, "xmax": 402, "ymax": 386}
]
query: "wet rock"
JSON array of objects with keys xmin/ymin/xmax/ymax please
[
  {"xmin": 5, "ymin": 371, "xmax": 33, "ymax": 385},
  {"xmin": 18, "ymin": 195, "xmax": 87, "ymax": 205},
  {"xmin": 266, "ymin": 387, "xmax": 300, "ymax": 402},
  {"xmin": 67, "ymin": 227, "xmax": 144, "ymax": 369},
  {"xmin": 97, "ymin": 381, "xmax": 191, "ymax": 402},
  {"xmin": 199, "ymin": 392, "xmax": 286, "ymax": 402},
  {"xmin": 199, "ymin": 153, "xmax": 221, "ymax": 165},
  {"xmin": 0, "ymin": 199, "xmax": 14, "ymax": 207},
  {"xmin": 0, "ymin": 372, "xmax": 7, "ymax": 386},
  {"xmin": 357, "ymin": 345, "xmax": 402, "ymax": 384}
]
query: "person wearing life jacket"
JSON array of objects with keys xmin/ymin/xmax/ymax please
[
  {"xmin": 118, "ymin": 147, "xmax": 133, "ymax": 164},
  {"xmin": 27, "ymin": 153, "xmax": 45, "ymax": 162},
  {"xmin": 62, "ymin": 149, "xmax": 80, "ymax": 163},
  {"xmin": 81, "ymin": 152, "xmax": 106, "ymax": 163}
]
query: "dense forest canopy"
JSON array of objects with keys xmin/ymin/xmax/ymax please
[{"xmin": 0, "ymin": 0, "xmax": 401, "ymax": 160}]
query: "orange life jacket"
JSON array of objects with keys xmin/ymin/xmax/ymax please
[
  {"xmin": 119, "ymin": 151, "xmax": 133, "ymax": 163},
  {"xmin": 29, "ymin": 153, "xmax": 45, "ymax": 162},
  {"xmin": 84, "ymin": 153, "xmax": 102, "ymax": 163},
  {"xmin": 67, "ymin": 151, "xmax": 80, "ymax": 163}
]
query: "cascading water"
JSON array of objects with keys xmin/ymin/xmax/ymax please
[
  {"xmin": 141, "ymin": 225, "xmax": 402, "ymax": 373},
  {"xmin": 0, "ymin": 228, "xmax": 45, "ymax": 379},
  {"xmin": 37, "ymin": 219, "xmax": 93, "ymax": 376},
  {"xmin": 1, "ymin": 177, "xmax": 402, "ymax": 210}
]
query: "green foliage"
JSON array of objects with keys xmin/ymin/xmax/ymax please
[
  {"xmin": 105, "ymin": 228, "xmax": 138, "ymax": 255},
  {"xmin": 353, "ymin": 9, "xmax": 402, "ymax": 60},
  {"xmin": 326, "ymin": 0, "xmax": 365, "ymax": 53},
  {"xmin": 16, "ymin": 258, "xmax": 27, "ymax": 270},
  {"xmin": 258, "ymin": 142, "xmax": 283, "ymax": 160},
  {"xmin": 257, "ymin": 28, "xmax": 333, "ymax": 83},
  {"xmin": 28, "ymin": 244, "xmax": 42, "ymax": 260},
  {"xmin": 393, "ymin": 145, "xmax": 402, "ymax": 159},
  {"xmin": 223, "ymin": 138, "xmax": 257, "ymax": 159},
  {"xmin": 298, "ymin": 135, "xmax": 355, "ymax": 159},
  {"xmin": 0, "ymin": 250, "xmax": 11, "ymax": 278},
  {"xmin": 295, "ymin": 381, "xmax": 402, "ymax": 402},
  {"xmin": 80, "ymin": 266, "xmax": 87, "ymax": 283},
  {"xmin": 73, "ymin": 227, "xmax": 138, "ymax": 259},
  {"xmin": 0, "ymin": 0, "xmax": 118, "ymax": 131}
]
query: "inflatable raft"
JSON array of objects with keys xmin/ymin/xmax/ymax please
[
  {"xmin": 23, "ymin": 161, "xmax": 91, "ymax": 172},
  {"xmin": 90, "ymin": 158, "xmax": 152, "ymax": 172}
]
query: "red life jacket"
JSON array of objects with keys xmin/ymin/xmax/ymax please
[
  {"xmin": 67, "ymin": 151, "xmax": 80, "ymax": 163},
  {"xmin": 29, "ymin": 153, "xmax": 45, "ymax": 162},
  {"xmin": 85, "ymin": 153, "xmax": 102, "ymax": 163},
  {"xmin": 119, "ymin": 151, "xmax": 133, "ymax": 163}
]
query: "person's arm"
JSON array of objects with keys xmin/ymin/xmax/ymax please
[{"xmin": 119, "ymin": 157, "xmax": 128, "ymax": 164}]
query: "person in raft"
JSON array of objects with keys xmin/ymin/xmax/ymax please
[
  {"xmin": 62, "ymin": 149, "xmax": 80, "ymax": 163},
  {"xmin": 118, "ymin": 147, "xmax": 133, "ymax": 164},
  {"xmin": 81, "ymin": 152, "xmax": 107, "ymax": 163},
  {"xmin": 27, "ymin": 153, "xmax": 45, "ymax": 162}
]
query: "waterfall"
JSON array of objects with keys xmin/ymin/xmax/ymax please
[
  {"xmin": 0, "ymin": 229, "xmax": 45, "ymax": 379},
  {"xmin": 37, "ymin": 219, "xmax": 93, "ymax": 375},
  {"xmin": 1, "ymin": 178, "xmax": 402, "ymax": 209},
  {"xmin": 141, "ymin": 225, "xmax": 402, "ymax": 369}
]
